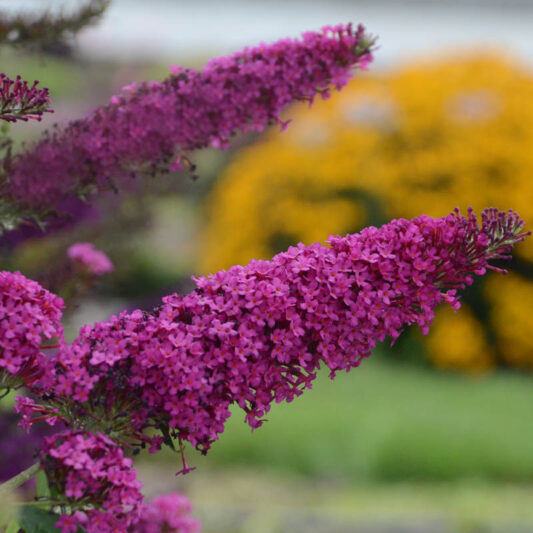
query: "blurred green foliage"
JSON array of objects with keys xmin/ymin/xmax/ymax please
[{"xmin": 1, "ymin": 52, "xmax": 85, "ymax": 97}]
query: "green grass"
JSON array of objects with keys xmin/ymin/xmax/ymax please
[
  {"xmin": 181, "ymin": 352, "xmax": 533, "ymax": 482},
  {"xmin": 138, "ymin": 465, "xmax": 533, "ymax": 533}
]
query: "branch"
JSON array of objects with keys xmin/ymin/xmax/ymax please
[
  {"xmin": 0, "ymin": 0, "xmax": 111, "ymax": 54},
  {"xmin": 0, "ymin": 462, "xmax": 41, "ymax": 494}
]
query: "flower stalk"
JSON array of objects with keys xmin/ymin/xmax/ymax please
[{"xmin": 0, "ymin": 461, "xmax": 40, "ymax": 494}]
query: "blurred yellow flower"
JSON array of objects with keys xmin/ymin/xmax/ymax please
[
  {"xmin": 485, "ymin": 273, "xmax": 533, "ymax": 369},
  {"xmin": 425, "ymin": 305, "xmax": 494, "ymax": 372}
]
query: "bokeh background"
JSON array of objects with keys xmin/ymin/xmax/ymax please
[{"xmin": 2, "ymin": 1, "xmax": 533, "ymax": 532}]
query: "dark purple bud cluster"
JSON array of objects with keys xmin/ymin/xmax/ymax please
[{"xmin": 0, "ymin": 73, "xmax": 52, "ymax": 123}]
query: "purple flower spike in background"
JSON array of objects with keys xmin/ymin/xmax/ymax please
[{"xmin": 7, "ymin": 23, "xmax": 374, "ymax": 214}]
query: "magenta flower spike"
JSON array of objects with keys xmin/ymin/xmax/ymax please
[
  {"xmin": 0, "ymin": 271, "xmax": 63, "ymax": 393},
  {"xmin": 0, "ymin": 73, "xmax": 52, "ymax": 123},
  {"xmin": 18, "ymin": 208, "xmax": 527, "ymax": 459},
  {"xmin": 7, "ymin": 23, "xmax": 374, "ymax": 211}
]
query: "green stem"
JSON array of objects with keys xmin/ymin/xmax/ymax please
[
  {"xmin": 0, "ymin": 388, "xmax": 11, "ymax": 399},
  {"xmin": 23, "ymin": 499, "xmax": 62, "ymax": 508},
  {"xmin": 0, "ymin": 463, "xmax": 41, "ymax": 494}
]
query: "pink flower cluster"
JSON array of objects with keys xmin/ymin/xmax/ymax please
[
  {"xmin": 41, "ymin": 430, "xmax": 143, "ymax": 533},
  {"xmin": 0, "ymin": 271, "xmax": 63, "ymax": 390},
  {"xmin": 0, "ymin": 73, "xmax": 52, "ymax": 122},
  {"xmin": 132, "ymin": 493, "xmax": 201, "ymax": 533},
  {"xmin": 23, "ymin": 208, "xmax": 526, "ymax": 456},
  {"xmin": 68, "ymin": 242, "xmax": 114, "ymax": 276},
  {"xmin": 7, "ymin": 23, "xmax": 373, "ymax": 210}
]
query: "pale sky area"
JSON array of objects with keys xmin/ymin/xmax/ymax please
[{"xmin": 2, "ymin": 0, "xmax": 533, "ymax": 68}]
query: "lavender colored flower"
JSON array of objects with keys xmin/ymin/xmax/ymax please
[
  {"xmin": 68, "ymin": 242, "xmax": 114, "ymax": 276},
  {"xmin": 7, "ymin": 23, "xmax": 373, "ymax": 212},
  {"xmin": 0, "ymin": 73, "xmax": 52, "ymax": 122},
  {"xmin": 132, "ymin": 492, "xmax": 201, "ymax": 533},
  {"xmin": 18, "ymin": 209, "xmax": 528, "ymax": 457},
  {"xmin": 0, "ymin": 270, "xmax": 63, "ymax": 392},
  {"xmin": 40, "ymin": 430, "xmax": 143, "ymax": 533}
]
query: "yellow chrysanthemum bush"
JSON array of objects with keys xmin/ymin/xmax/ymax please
[{"xmin": 201, "ymin": 52, "xmax": 533, "ymax": 371}]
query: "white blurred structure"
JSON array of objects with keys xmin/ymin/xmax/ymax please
[{"xmin": 1, "ymin": 0, "xmax": 533, "ymax": 67}]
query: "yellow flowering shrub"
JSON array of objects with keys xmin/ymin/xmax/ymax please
[
  {"xmin": 485, "ymin": 274, "xmax": 533, "ymax": 369},
  {"xmin": 201, "ymin": 53, "xmax": 533, "ymax": 371},
  {"xmin": 424, "ymin": 306, "xmax": 494, "ymax": 372}
]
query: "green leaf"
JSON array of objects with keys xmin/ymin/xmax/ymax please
[
  {"xmin": 35, "ymin": 471, "xmax": 51, "ymax": 499},
  {"xmin": 49, "ymin": 484, "xmax": 59, "ymax": 501},
  {"xmin": 6, "ymin": 519, "xmax": 20, "ymax": 533},
  {"xmin": 18, "ymin": 506, "xmax": 60, "ymax": 533},
  {"xmin": 17, "ymin": 507, "xmax": 86, "ymax": 533}
]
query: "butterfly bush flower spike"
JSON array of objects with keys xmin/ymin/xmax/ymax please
[
  {"xmin": 7, "ymin": 23, "xmax": 374, "ymax": 212},
  {"xmin": 22, "ymin": 209, "xmax": 527, "ymax": 464}
]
